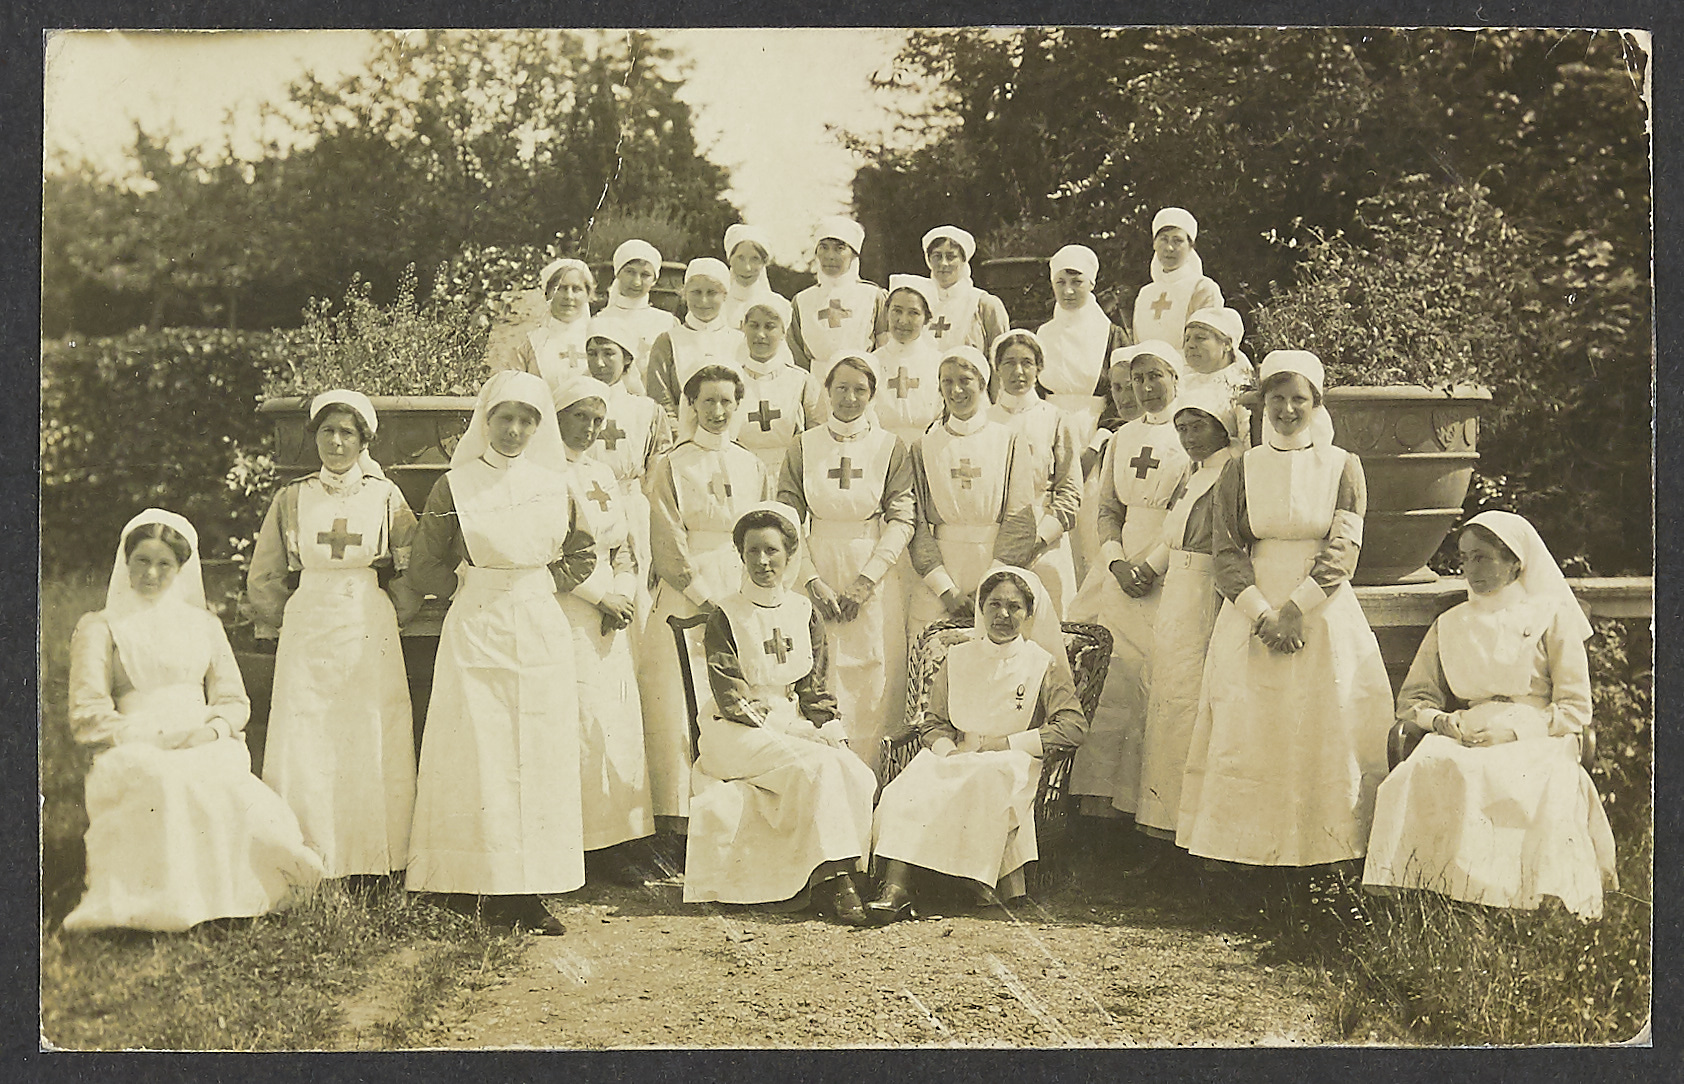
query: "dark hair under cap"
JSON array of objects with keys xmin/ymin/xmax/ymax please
[
  {"xmin": 978, "ymin": 568, "xmax": 1036, "ymax": 615},
  {"xmin": 123, "ymin": 521, "xmax": 193, "ymax": 564},
  {"xmin": 733, "ymin": 509, "xmax": 800, "ymax": 555},
  {"xmin": 683, "ymin": 364, "xmax": 745, "ymax": 405}
]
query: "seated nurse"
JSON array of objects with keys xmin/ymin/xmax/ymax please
[
  {"xmin": 1362, "ymin": 511, "xmax": 1618, "ymax": 919},
  {"xmin": 868, "ymin": 566, "xmax": 1088, "ymax": 922},
  {"xmin": 682, "ymin": 503, "xmax": 878, "ymax": 925}
]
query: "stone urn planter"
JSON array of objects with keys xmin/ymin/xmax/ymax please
[
  {"xmin": 258, "ymin": 395, "xmax": 477, "ymax": 514},
  {"xmin": 1324, "ymin": 385, "xmax": 1491, "ymax": 585}
]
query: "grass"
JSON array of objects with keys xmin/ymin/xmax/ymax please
[
  {"xmin": 41, "ymin": 880, "xmax": 523, "ymax": 1050},
  {"xmin": 38, "ymin": 575, "xmax": 523, "ymax": 1050}
]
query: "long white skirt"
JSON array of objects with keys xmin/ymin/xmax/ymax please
[
  {"xmin": 1028, "ymin": 532, "xmax": 1078, "ymax": 621},
  {"xmin": 873, "ymin": 748, "xmax": 1039, "ymax": 888},
  {"xmin": 1176, "ymin": 541, "xmax": 1393, "ymax": 866},
  {"xmin": 407, "ymin": 567, "xmax": 584, "ymax": 895},
  {"xmin": 809, "ymin": 520, "xmax": 907, "ymax": 770},
  {"xmin": 683, "ymin": 714, "xmax": 876, "ymax": 904},
  {"xmin": 1362, "ymin": 734, "xmax": 1618, "ymax": 919},
  {"xmin": 1134, "ymin": 553, "xmax": 1221, "ymax": 835},
  {"xmin": 1067, "ymin": 560, "xmax": 1160, "ymax": 814},
  {"xmin": 639, "ymin": 537, "xmax": 743, "ymax": 822},
  {"xmin": 558, "ymin": 591, "xmax": 654, "ymax": 851},
  {"xmin": 65, "ymin": 726, "xmax": 324, "ymax": 932},
  {"xmin": 619, "ymin": 485, "xmax": 656, "ymax": 648},
  {"xmin": 262, "ymin": 568, "xmax": 415, "ymax": 877}
]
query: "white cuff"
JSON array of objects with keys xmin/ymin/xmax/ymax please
[
  {"xmin": 1288, "ymin": 576, "xmax": 1329, "ymax": 616},
  {"xmin": 1006, "ymin": 729, "xmax": 1044, "ymax": 758},
  {"xmin": 1236, "ymin": 585, "xmax": 1273, "ymax": 625},
  {"xmin": 683, "ymin": 581, "xmax": 713, "ymax": 609},
  {"xmin": 207, "ymin": 717, "xmax": 234, "ymax": 740},
  {"xmin": 1413, "ymin": 706, "xmax": 1443, "ymax": 733},
  {"xmin": 1099, "ymin": 540, "xmax": 1128, "ymax": 568},
  {"xmin": 930, "ymin": 737, "xmax": 958, "ymax": 758},
  {"xmin": 1036, "ymin": 514, "xmax": 1064, "ymax": 546},
  {"xmin": 858, "ymin": 554, "xmax": 892, "ymax": 585},
  {"xmin": 612, "ymin": 571, "xmax": 639, "ymax": 599},
  {"xmin": 1142, "ymin": 543, "xmax": 1172, "ymax": 576},
  {"xmin": 923, "ymin": 566, "xmax": 959, "ymax": 599},
  {"xmin": 1088, "ymin": 430, "xmax": 1112, "ymax": 454},
  {"xmin": 571, "ymin": 559, "xmax": 613, "ymax": 605}
]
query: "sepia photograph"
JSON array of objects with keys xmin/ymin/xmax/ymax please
[{"xmin": 37, "ymin": 25, "xmax": 1653, "ymax": 1051}]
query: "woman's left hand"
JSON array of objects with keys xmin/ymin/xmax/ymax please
[
  {"xmin": 838, "ymin": 576, "xmax": 876, "ymax": 622},
  {"xmin": 1463, "ymin": 725, "xmax": 1519, "ymax": 747},
  {"xmin": 973, "ymin": 734, "xmax": 1011, "ymax": 753},
  {"xmin": 807, "ymin": 578, "xmax": 843, "ymax": 623},
  {"xmin": 170, "ymin": 725, "xmax": 220, "ymax": 749},
  {"xmin": 1259, "ymin": 603, "xmax": 1305, "ymax": 654}
]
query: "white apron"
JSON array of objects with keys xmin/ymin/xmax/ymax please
[
  {"xmin": 873, "ymin": 635, "xmax": 1047, "ymax": 888},
  {"xmin": 991, "ymin": 397, "xmax": 1079, "ymax": 616},
  {"xmin": 527, "ymin": 317, "xmax": 592, "ymax": 402},
  {"xmin": 591, "ymin": 384, "xmax": 662, "ymax": 641},
  {"xmin": 639, "ymin": 441, "xmax": 767, "ymax": 821},
  {"xmin": 66, "ymin": 616, "xmax": 325, "ymax": 932},
  {"xmin": 794, "ymin": 279, "xmax": 881, "ymax": 366},
  {"xmin": 1363, "ymin": 600, "xmax": 1618, "ymax": 918},
  {"xmin": 262, "ymin": 480, "xmax": 415, "ymax": 877},
  {"xmin": 927, "ymin": 280, "xmax": 991, "ymax": 354},
  {"xmin": 684, "ymin": 593, "xmax": 877, "ymax": 903},
  {"xmin": 1133, "ymin": 462, "xmax": 1225, "ymax": 835},
  {"xmin": 1068, "ymin": 415, "xmax": 1189, "ymax": 812},
  {"xmin": 1131, "ymin": 268, "xmax": 1207, "ymax": 347},
  {"xmin": 563, "ymin": 455, "xmax": 655, "ymax": 852},
  {"xmin": 871, "ymin": 337, "xmax": 945, "ymax": 449},
  {"xmin": 1176, "ymin": 445, "xmax": 1393, "ymax": 866},
  {"xmin": 1037, "ymin": 305, "xmax": 1113, "ymax": 584},
  {"xmin": 799, "ymin": 425, "xmax": 906, "ymax": 766},
  {"xmin": 407, "ymin": 458, "xmax": 585, "ymax": 894},
  {"xmin": 739, "ymin": 364, "xmax": 812, "ymax": 473},
  {"xmin": 592, "ymin": 304, "xmax": 678, "ymax": 394},
  {"xmin": 908, "ymin": 418, "xmax": 1014, "ymax": 637}
]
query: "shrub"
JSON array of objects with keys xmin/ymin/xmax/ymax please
[
  {"xmin": 264, "ymin": 264, "xmax": 490, "ymax": 398},
  {"xmin": 40, "ymin": 328, "xmax": 283, "ymax": 574}
]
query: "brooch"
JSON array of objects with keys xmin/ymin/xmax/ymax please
[{"xmin": 1015, "ymin": 683, "xmax": 1027, "ymax": 711}]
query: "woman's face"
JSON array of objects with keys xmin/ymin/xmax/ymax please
[
  {"xmin": 814, "ymin": 238, "xmax": 855, "ymax": 278},
  {"xmin": 314, "ymin": 408, "xmax": 365, "ymax": 474},
  {"xmin": 1182, "ymin": 323, "xmax": 1231, "ymax": 375},
  {"xmin": 1459, "ymin": 531, "xmax": 1523, "ymax": 597},
  {"xmin": 126, "ymin": 537, "xmax": 182, "ymax": 601},
  {"xmin": 586, "ymin": 339, "xmax": 629, "ymax": 385},
  {"xmin": 685, "ymin": 279, "xmax": 726, "ymax": 322},
  {"xmin": 926, "ymin": 239, "xmax": 967, "ymax": 288},
  {"xmin": 1174, "ymin": 410, "xmax": 1230, "ymax": 462},
  {"xmin": 997, "ymin": 342, "xmax": 1041, "ymax": 397},
  {"xmin": 741, "ymin": 526, "xmax": 789, "ymax": 589},
  {"xmin": 886, "ymin": 291, "xmax": 929, "ymax": 343},
  {"xmin": 557, "ymin": 398, "xmax": 606, "ymax": 452},
  {"xmin": 743, "ymin": 308, "xmax": 786, "ymax": 361},
  {"xmin": 982, "ymin": 579, "xmax": 1031, "ymax": 643},
  {"xmin": 1107, "ymin": 364, "xmax": 1138, "ymax": 417},
  {"xmin": 1264, "ymin": 374, "xmax": 1317, "ymax": 438},
  {"xmin": 488, "ymin": 401, "xmax": 541, "ymax": 457},
  {"xmin": 615, "ymin": 260, "xmax": 656, "ymax": 300},
  {"xmin": 938, "ymin": 359, "xmax": 985, "ymax": 420},
  {"xmin": 826, "ymin": 363, "xmax": 873, "ymax": 424},
  {"xmin": 693, "ymin": 379, "xmax": 740, "ymax": 435},
  {"xmin": 1153, "ymin": 226, "xmax": 1193, "ymax": 272},
  {"xmin": 1053, "ymin": 269, "xmax": 1093, "ymax": 311},
  {"xmin": 729, "ymin": 243, "xmax": 767, "ymax": 285},
  {"xmin": 547, "ymin": 269, "xmax": 592, "ymax": 322},
  {"xmin": 1131, "ymin": 359, "xmax": 1176, "ymax": 415}
]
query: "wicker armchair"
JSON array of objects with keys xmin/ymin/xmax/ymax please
[
  {"xmin": 1386, "ymin": 714, "xmax": 1596, "ymax": 772},
  {"xmin": 878, "ymin": 619, "xmax": 1113, "ymax": 887}
]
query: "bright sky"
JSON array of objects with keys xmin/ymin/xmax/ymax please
[{"xmin": 43, "ymin": 28, "xmax": 912, "ymax": 266}]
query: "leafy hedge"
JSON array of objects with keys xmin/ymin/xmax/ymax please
[{"xmin": 41, "ymin": 329, "xmax": 282, "ymax": 575}]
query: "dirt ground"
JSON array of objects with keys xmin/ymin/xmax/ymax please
[{"xmin": 399, "ymin": 844, "xmax": 1339, "ymax": 1049}]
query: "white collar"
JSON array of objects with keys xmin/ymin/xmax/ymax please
[
  {"xmin": 685, "ymin": 311, "xmax": 729, "ymax": 333},
  {"xmin": 318, "ymin": 461, "xmax": 365, "ymax": 494},
  {"xmin": 479, "ymin": 447, "xmax": 519, "ymax": 470},
  {"xmin": 995, "ymin": 388, "xmax": 1039, "ymax": 413},
  {"xmin": 945, "ymin": 409, "xmax": 990, "ymax": 437},
  {"xmin": 691, "ymin": 425, "xmax": 730, "ymax": 452},
  {"xmin": 741, "ymin": 579, "xmax": 785, "ymax": 608},
  {"xmin": 826, "ymin": 413, "xmax": 873, "ymax": 439},
  {"xmin": 816, "ymin": 266, "xmax": 861, "ymax": 290}
]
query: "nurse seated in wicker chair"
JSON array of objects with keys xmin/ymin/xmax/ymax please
[
  {"xmin": 682, "ymin": 503, "xmax": 879, "ymax": 926},
  {"xmin": 867, "ymin": 566, "xmax": 1088, "ymax": 923}
]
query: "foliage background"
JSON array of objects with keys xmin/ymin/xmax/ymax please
[{"xmin": 850, "ymin": 27, "xmax": 1651, "ymax": 574}]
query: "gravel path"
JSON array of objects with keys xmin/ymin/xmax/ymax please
[{"xmin": 410, "ymin": 851, "xmax": 1336, "ymax": 1049}]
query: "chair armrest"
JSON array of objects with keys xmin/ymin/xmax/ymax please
[
  {"xmin": 1386, "ymin": 718, "xmax": 1425, "ymax": 771},
  {"xmin": 1579, "ymin": 726, "xmax": 1597, "ymax": 773}
]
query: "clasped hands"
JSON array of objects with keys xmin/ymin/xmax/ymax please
[
  {"xmin": 809, "ymin": 576, "xmax": 876, "ymax": 623},
  {"xmin": 596, "ymin": 591, "xmax": 636, "ymax": 634},
  {"xmin": 1253, "ymin": 602, "xmax": 1305, "ymax": 654}
]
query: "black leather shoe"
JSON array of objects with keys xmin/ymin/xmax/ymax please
[
  {"xmin": 510, "ymin": 897, "xmax": 567, "ymax": 936},
  {"xmin": 822, "ymin": 875, "xmax": 869, "ymax": 927},
  {"xmin": 865, "ymin": 884, "xmax": 915, "ymax": 925}
]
